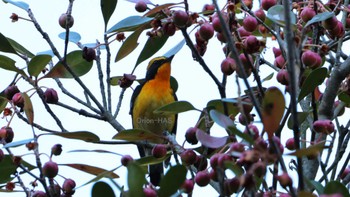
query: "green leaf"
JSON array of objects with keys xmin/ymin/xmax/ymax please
[
  {"xmin": 227, "ymin": 126, "xmax": 254, "ymax": 145},
  {"xmin": 110, "ymin": 76, "xmax": 123, "ymax": 86},
  {"xmin": 207, "ymin": 99, "xmax": 240, "ymax": 117},
  {"xmin": 170, "ymin": 76, "xmax": 178, "ymax": 93},
  {"xmin": 158, "ymin": 165, "xmax": 187, "ymax": 197},
  {"xmin": 287, "ymin": 112, "xmax": 309, "ymax": 129},
  {"xmin": 225, "ymin": 162, "xmax": 244, "ymax": 176},
  {"xmin": 58, "ymin": 32, "xmax": 81, "ymax": 43},
  {"xmin": 288, "ymin": 142, "xmax": 327, "ymax": 157},
  {"xmin": 261, "ymin": 72, "xmax": 274, "ymax": 82},
  {"xmin": 135, "ymin": 35, "xmax": 169, "ymax": 67},
  {"xmin": 68, "ymin": 149, "xmax": 119, "ymax": 155},
  {"xmin": 43, "ymin": 50, "xmax": 93, "ymax": 78},
  {"xmin": 0, "ymin": 33, "xmax": 17, "ymax": 55},
  {"xmin": 0, "ymin": 155, "xmax": 36, "ymax": 184},
  {"xmin": 154, "ymin": 101, "xmax": 196, "ymax": 114},
  {"xmin": 267, "ymin": 5, "xmax": 296, "ymax": 27},
  {"xmin": 7, "ymin": 37, "xmax": 34, "ymax": 58},
  {"xmin": 196, "ymin": 129, "xmax": 228, "ymax": 149},
  {"xmin": 135, "ymin": 154, "xmax": 171, "ymax": 166},
  {"xmin": 45, "ymin": 131, "xmax": 100, "ymax": 143},
  {"xmin": 92, "ymin": 181, "xmax": 116, "ymax": 197},
  {"xmin": 63, "ymin": 163, "xmax": 119, "ymax": 178},
  {"xmin": 306, "ymin": 179, "xmax": 324, "ymax": 195},
  {"xmin": 0, "ymin": 55, "xmax": 25, "ymax": 76},
  {"xmin": 338, "ymin": 91, "xmax": 350, "ymax": 105},
  {"xmin": 324, "ymin": 181, "xmax": 350, "ymax": 197},
  {"xmin": 22, "ymin": 92, "xmax": 34, "ymax": 125},
  {"xmin": 298, "ymin": 67, "xmax": 327, "ymax": 102},
  {"xmin": 0, "ymin": 96, "xmax": 8, "ymax": 114},
  {"xmin": 28, "ymin": 54, "xmax": 52, "ymax": 77},
  {"xmin": 143, "ymin": 3, "xmax": 177, "ymax": 17},
  {"xmin": 100, "ymin": 0, "xmax": 118, "ymax": 27},
  {"xmin": 77, "ymin": 168, "xmax": 119, "ymax": 189},
  {"xmin": 115, "ymin": 28, "xmax": 143, "ymax": 62},
  {"xmin": 3, "ymin": 138, "xmax": 34, "ymax": 148},
  {"xmin": 3, "ymin": 0, "xmax": 29, "ymax": 10},
  {"xmin": 163, "ymin": 39, "xmax": 186, "ymax": 58},
  {"xmin": 305, "ymin": 12, "xmax": 334, "ymax": 27},
  {"xmin": 127, "ymin": 163, "xmax": 147, "ymax": 197},
  {"xmin": 106, "ymin": 15, "xmax": 153, "ymax": 33},
  {"xmin": 112, "ymin": 129, "xmax": 161, "ymax": 143}
]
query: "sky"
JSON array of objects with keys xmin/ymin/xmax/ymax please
[{"xmin": 0, "ymin": 0, "xmax": 286, "ymax": 196}]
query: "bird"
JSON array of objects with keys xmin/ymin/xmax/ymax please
[{"xmin": 130, "ymin": 55, "xmax": 177, "ymax": 186}]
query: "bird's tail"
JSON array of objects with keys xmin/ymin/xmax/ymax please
[{"xmin": 138, "ymin": 144, "xmax": 164, "ymax": 186}]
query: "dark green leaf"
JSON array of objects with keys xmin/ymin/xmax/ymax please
[
  {"xmin": 338, "ymin": 91, "xmax": 350, "ymax": 105},
  {"xmin": 0, "ymin": 96, "xmax": 8, "ymax": 114},
  {"xmin": 3, "ymin": 0, "xmax": 29, "ymax": 10},
  {"xmin": 7, "ymin": 37, "xmax": 34, "ymax": 58},
  {"xmin": 77, "ymin": 168, "xmax": 119, "ymax": 189},
  {"xmin": 45, "ymin": 131, "xmax": 100, "ymax": 142},
  {"xmin": 22, "ymin": 92, "xmax": 34, "ymax": 125},
  {"xmin": 163, "ymin": 39, "xmax": 185, "ymax": 58},
  {"xmin": 58, "ymin": 32, "xmax": 81, "ymax": 43},
  {"xmin": 154, "ymin": 101, "xmax": 196, "ymax": 114},
  {"xmin": 62, "ymin": 163, "xmax": 119, "ymax": 178},
  {"xmin": 305, "ymin": 12, "xmax": 334, "ymax": 27},
  {"xmin": 261, "ymin": 72, "xmax": 274, "ymax": 82},
  {"xmin": 135, "ymin": 154, "xmax": 171, "ymax": 166},
  {"xmin": 143, "ymin": 3, "xmax": 177, "ymax": 17},
  {"xmin": 324, "ymin": 181, "xmax": 350, "ymax": 197},
  {"xmin": 127, "ymin": 163, "xmax": 147, "ymax": 197},
  {"xmin": 298, "ymin": 67, "xmax": 327, "ymax": 101},
  {"xmin": 227, "ymin": 126, "xmax": 254, "ymax": 145},
  {"xmin": 92, "ymin": 181, "xmax": 116, "ymax": 197},
  {"xmin": 3, "ymin": 138, "xmax": 34, "ymax": 148},
  {"xmin": 106, "ymin": 15, "xmax": 153, "ymax": 33},
  {"xmin": 100, "ymin": 0, "xmax": 118, "ymax": 27},
  {"xmin": 287, "ymin": 112, "xmax": 309, "ymax": 129},
  {"xmin": 135, "ymin": 35, "xmax": 169, "ymax": 67},
  {"xmin": 68, "ymin": 149, "xmax": 119, "ymax": 155},
  {"xmin": 28, "ymin": 54, "xmax": 52, "ymax": 77},
  {"xmin": 0, "ymin": 33, "xmax": 17, "ymax": 54},
  {"xmin": 170, "ymin": 76, "xmax": 178, "ymax": 93},
  {"xmin": 43, "ymin": 50, "xmax": 93, "ymax": 78},
  {"xmin": 0, "ymin": 155, "xmax": 36, "ymax": 184},
  {"xmin": 0, "ymin": 55, "xmax": 25, "ymax": 75},
  {"xmin": 115, "ymin": 28, "xmax": 143, "ymax": 62},
  {"xmin": 306, "ymin": 179, "xmax": 324, "ymax": 195},
  {"xmin": 112, "ymin": 129, "xmax": 161, "ymax": 143},
  {"xmin": 225, "ymin": 162, "xmax": 244, "ymax": 176},
  {"xmin": 207, "ymin": 99, "xmax": 240, "ymax": 117},
  {"xmin": 196, "ymin": 129, "xmax": 228, "ymax": 148},
  {"xmin": 267, "ymin": 5, "xmax": 296, "ymax": 27},
  {"xmin": 158, "ymin": 165, "xmax": 187, "ymax": 197}
]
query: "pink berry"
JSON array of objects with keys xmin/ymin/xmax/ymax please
[{"xmin": 243, "ymin": 16, "xmax": 258, "ymax": 32}]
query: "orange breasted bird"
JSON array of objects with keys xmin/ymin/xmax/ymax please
[{"xmin": 130, "ymin": 55, "xmax": 177, "ymax": 186}]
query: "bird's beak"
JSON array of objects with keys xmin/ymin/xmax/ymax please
[{"xmin": 166, "ymin": 55, "xmax": 175, "ymax": 62}]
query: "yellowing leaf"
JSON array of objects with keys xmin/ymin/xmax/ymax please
[{"xmin": 262, "ymin": 87, "xmax": 285, "ymax": 139}]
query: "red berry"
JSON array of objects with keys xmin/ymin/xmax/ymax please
[
  {"xmin": 274, "ymin": 55, "xmax": 285, "ymax": 69},
  {"xmin": 313, "ymin": 119, "xmax": 335, "ymax": 134},
  {"xmin": 32, "ymin": 191, "xmax": 47, "ymax": 197},
  {"xmin": 273, "ymin": 47, "xmax": 282, "ymax": 57},
  {"xmin": 224, "ymin": 177, "xmax": 240, "ymax": 195},
  {"xmin": 180, "ymin": 149, "xmax": 197, "ymax": 166},
  {"xmin": 285, "ymin": 138, "xmax": 296, "ymax": 150},
  {"xmin": 162, "ymin": 22, "xmax": 176, "ymax": 36},
  {"xmin": 322, "ymin": 16, "xmax": 338, "ymax": 30},
  {"xmin": 221, "ymin": 57, "xmax": 236, "ymax": 75},
  {"xmin": 237, "ymin": 26, "xmax": 252, "ymax": 37},
  {"xmin": 0, "ymin": 126, "xmax": 14, "ymax": 143},
  {"xmin": 181, "ymin": 179, "xmax": 194, "ymax": 193},
  {"xmin": 217, "ymin": 154, "xmax": 233, "ymax": 168},
  {"xmin": 340, "ymin": 167, "xmax": 350, "ymax": 179},
  {"xmin": 51, "ymin": 144, "xmax": 62, "ymax": 156},
  {"xmin": 328, "ymin": 21, "xmax": 345, "ymax": 38},
  {"xmin": 62, "ymin": 178, "xmax": 76, "ymax": 195},
  {"xmin": 135, "ymin": 1, "xmax": 147, "ymax": 13},
  {"xmin": 4, "ymin": 85, "xmax": 20, "ymax": 100},
  {"xmin": 152, "ymin": 144, "xmax": 167, "ymax": 158},
  {"xmin": 300, "ymin": 7, "xmax": 316, "ymax": 23},
  {"xmin": 83, "ymin": 47, "xmax": 96, "ymax": 62},
  {"xmin": 252, "ymin": 161, "xmax": 266, "ymax": 178},
  {"xmin": 276, "ymin": 69, "xmax": 289, "ymax": 85},
  {"xmin": 236, "ymin": 54, "xmax": 253, "ymax": 78},
  {"xmin": 261, "ymin": 0, "xmax": 277, "ymax": 11},
  {"xmin": 121, "ymin": 155, "xmax": 134, "ymax": 166},
  {"xmin": 42, "ymin": 160, "xmax": 59, "ymax": 178},
  {"xmin": 210, "ymin": 154, "xmax": 220, "ymax": 169},
  {"xmin": 194, "ymin": 155, "xmax": 208, "ymax": 171},
  {"xmin": 244, "ymin": 35, "xmax": 260, "ymax": 53},
  {"xmin": 202, "ymin": 4, "xmax": 215, "ymax": 16},
  {"xmin": 301, "ymin": 50, "xmax": 322, "ymax": 68},
  {"xmin": 199, "ymin": 23, "xmax": 214, "ymax": 40},
  {"xmin": 12, "ymin": 92, "xmax": 24, "ymax": 108},
  {"xmin": 216, "ymin": 32, "xmax": 227, "ymax": 43},
  {"xmin": 59, "ymin": 13, "xmax": 74, "ymax": 29},
  {"xmin": 195, "ymin": 171, "xmax": 210, "ymax": 187},
  {"xmin": 276, "ymin": 172, "xmax": 292, "ymax": 187},
  {"xmin": 173, "ymin": 10, "xmax": 189, "ymax": 28},
  {"xmin": 244, "ymin": 124, "xmax": 259, "ymax": 140},
  {"xmin": 44, "ymin": 88, "xmax": 59, "ymax": 104},
  {"xmin": 229, "ymin": 142, "xmax": 245, "ymax": 153},
  {"xmin": 185, "ymin": 127, "xmax": 198, "ymax": 145},
  {"xmin": 143, "ymin": 188, "xmax": 157, "ymax": 197},
  {"xmin": 212, "ymin": 17, "xmax": 222, "ymax": 32},
  {"xmin": 243, "ymin": 16, "xmax": 258, "ymax": 32},
  {"xmin": 254, "ymin": 8, "xmax": 266, "ymax": 22}
]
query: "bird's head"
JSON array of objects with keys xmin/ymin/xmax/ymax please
[{"xmin": 145, "ymin": 55, "xmax": 174, "ymax": 81}]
